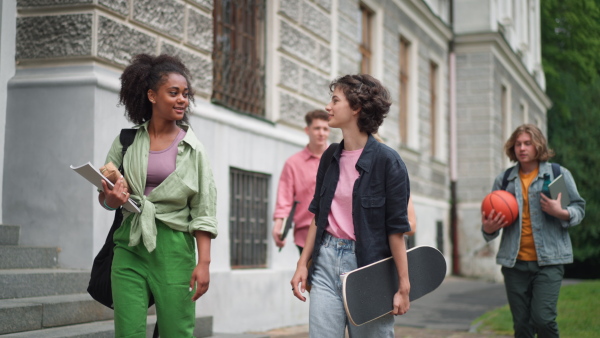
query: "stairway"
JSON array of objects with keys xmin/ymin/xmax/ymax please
[{"xmin": 0, "ymin": 224, "xmax": 227, "ymax": 337}]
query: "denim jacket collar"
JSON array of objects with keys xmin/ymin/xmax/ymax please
[{"xmin": 507, "ymin": 162, "xmax": 557, "ymax": 184}]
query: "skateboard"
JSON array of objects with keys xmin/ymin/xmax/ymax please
[
  {"xmin": 280, "ymin": 200, "xmax": 299, "ymax": 241},
  {"xmin": 342, "ymin": 245, "xmax": 446, "ymax": 326}
]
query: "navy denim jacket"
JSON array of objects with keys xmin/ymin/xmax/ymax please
[
  {"xmin": 307, "ymin": 134, "xmax": 411, "ymax": 282},
  {"xmin": 482, "ymin": 162, "xmax": 586, "ymax": 267}
]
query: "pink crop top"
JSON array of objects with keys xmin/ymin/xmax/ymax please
[{"xmin": 144, "ymin": 129, "xmax": 186, "ymax": 196}]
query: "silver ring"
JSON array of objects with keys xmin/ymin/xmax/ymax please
[{"xmin": 122, "ymin": 192, "xmax": 127, "ymax": 195}]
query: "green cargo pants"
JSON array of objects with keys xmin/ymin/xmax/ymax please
[
  {"xmin": 112, "ymin": 215, "xmax": 196, "ymax": 337},
  {"xmin": 502, "ymin": 260, "xmax": 564, "ymax": 338}
]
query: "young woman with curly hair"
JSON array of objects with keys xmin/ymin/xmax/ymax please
[
  {"xmin": 98, "ymin": 54, "xmax": 217, "ymax": 337},
  {"xmin": 291, "ymin": 74, "xmax": 412, "ymax": 337}
]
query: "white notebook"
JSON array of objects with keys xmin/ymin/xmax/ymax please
[{"xmin": 71, "ymin": 162, "xmax": 141, "ymax": 213}]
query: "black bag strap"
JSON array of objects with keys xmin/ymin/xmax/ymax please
[
  {"xmin": 118, "ymin": 129, "xmax": 137, "ymax": 173},
  {"xmin": 551, "ymin": 162, "xmax": 561, "ymax": 179},
  {"xmin": 500, "ymin": 166, "xmax": 514, "ymax": 191},
  {"xmin": 501, "ymin": 162, "xmax": 561, "ymax": 191}
]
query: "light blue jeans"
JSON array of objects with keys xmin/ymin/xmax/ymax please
[{"xmin": 309, "ymin": 232, "xmax": 394, "ymax": 337}]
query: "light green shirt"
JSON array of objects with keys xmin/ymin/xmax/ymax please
[{"xmin": 105, "ymin": 121, "xmax": 218, "ymax": 252}]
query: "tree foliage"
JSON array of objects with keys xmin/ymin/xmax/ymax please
[{"xmin": 541, "ymin": 0, "xmax": 600, "ymax": 276}]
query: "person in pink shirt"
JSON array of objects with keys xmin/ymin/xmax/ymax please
[{"xmin": 272, "ymin": 110, "xmax": 330, "ymax": 254}]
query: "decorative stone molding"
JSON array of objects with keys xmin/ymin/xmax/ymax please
[
  {"xmin": 279, "ymin": 57, "xmax": 301, "ymax": 91},
  {"xmin": 317, "ymin": 43, "xmax": 332, "ymax": 73},
  {"xmin": 161, "ymin": 43, "xmax": 212, "ymax": 96},
  {"xmin": 300, "ymin": 68, "xmax": 329, "ymax": 103},
  {"xmin": 187, "ymin": 7, "xmax": 213, "ymax": 52},
  {"xmin": 279, "ymin": 92, "xmax": 317, "ymax": 127},
  {"xmin": 97, "ymin": 16, "xmax": 157, "ymax": 66},
  {"xmin": 17, "ymin": 0, "xmax": 91, "ymax": 7},
  {"xmin": 313, "ymin": 0, "xmax": 332, "ymax": 12},
  {"xmin": 98, "ymin": 0, "xmax": 129, "ymax": 17},
  {"xmin": 300, "ymin": 1, "xmax": 330, "ymax": 42},
  {"xmin": 16, "ymin": 14, "xmax": 92, "ymax": 59},
  {"xmin": 189, "ymin": 0, "xmax": 213, "ymax": 10},
  {"xmin": 133, "ymin": 0, "xmax": 185, "ymax": 40},
  {"xmin": 279, "ymin": 0, "xmax": 301, "ymax": 22},
  {"xmin": 280, "ymin": 20, "xmax": 317, "ymax": 65},
  {"xmin": 338, "ymin": 0, "xmax": 359, "ymax": 23}
]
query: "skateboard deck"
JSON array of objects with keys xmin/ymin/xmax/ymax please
[{"xmin": 342, "ymin": 245, "xmax": 446, "ymax": 326}]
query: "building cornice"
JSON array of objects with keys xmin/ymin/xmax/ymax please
[
  {"xmin": 454, "ymin": 31, "xmax": 552, "ymax": 110},
  {"xmin": 393, "ymin": 0, "xmax": 453, "ymax": 41}
]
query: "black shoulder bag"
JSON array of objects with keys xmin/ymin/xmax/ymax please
[{"xmin": 87, "ymin": 129, "xmax": 159, "ymax": 336}]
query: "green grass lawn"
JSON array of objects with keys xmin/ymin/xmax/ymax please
[{"xmin": 472, "ymin": 280, "xmax": 600, "ymax": 337}]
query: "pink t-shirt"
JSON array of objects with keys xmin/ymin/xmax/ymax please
[
  {"xmin": 144, "ymin": 129, "xmax": 186, "ymax": 196},
  {"xmin": 273, "ymin": 146, "xmax": 321, "ymax": 247},
  {"xmin": 326, "ymin": 148, "xmax": 363, "ymax": 240}
]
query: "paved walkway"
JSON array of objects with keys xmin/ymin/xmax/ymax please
[{"xmin": 253, "ymin": 276, "xmax": 512, "ymax": 337}]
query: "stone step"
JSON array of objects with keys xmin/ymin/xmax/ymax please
[
  {"xmin": 210, "ymin": 334, "xmax": 269, "ymax": 338},
  {"xmin": 0, "ymin": 224, "xmax": 20, "ymax": 245},
  {"xmin": 0, "ymin": 293, "xmax": 113, "ymax": 334},
  {"xmin": 0, "ymin": 269, "xmax": 89, "ymax": 299},
  {"xmin": 0, "ymin": 315, "xmax": 216, "ymax": 338},
  {"xmin": 0, "ymin": 293, "xmax": 159, "ymax": 335},
  {"xmin": 0, "ymin": 246, "xmax": 59, "ymax": 269}
]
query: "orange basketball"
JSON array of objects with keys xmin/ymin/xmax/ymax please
[{"xmin": 481, "ymin": 190, "xmax": 519, "ymax": 225}]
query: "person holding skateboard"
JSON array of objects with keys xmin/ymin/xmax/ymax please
[
  {"xmin": 291, "ymin": 74, "xmax": 412, "ymax": 337},
  {"xmin": 482, "ymin": 124, "xmax": 585, "ymax": 338},
  {"xmin": 272, "ymin": 110, "xmax": 330, "ymax": 254}
]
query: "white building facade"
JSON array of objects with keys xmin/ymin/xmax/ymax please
[{"xmin": 0, "ymin": 0, "xmax": 549, "ymax": 333}]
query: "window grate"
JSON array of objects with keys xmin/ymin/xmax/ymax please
[
  {"xmin": 213, "ymin": 0, "xmax": 266, "ymax": 117},
  {"xmin": 229, "ymin": 167, "xmax": 270, "ymax": 268}
]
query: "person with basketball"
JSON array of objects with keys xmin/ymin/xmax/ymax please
[
  {"xmin": 482, "ymin": 124, "xmax": 585, "ymax": 338},
  {"xmin": 290, "ymin": 74, "xmax": 411, "ymax": 337}
]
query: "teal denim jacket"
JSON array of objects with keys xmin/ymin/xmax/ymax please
[{"xmin": 482, "ymin": 162, "xmax": 586, "ymax": 267}]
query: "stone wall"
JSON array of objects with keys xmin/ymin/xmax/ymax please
[
  {"xmin": 16, "ymin": 0, "xmax": 213, "ymax": 96},
  {"xmin": 379, "ymin": 0, "xmax": 451, "ymax": 225},
  {"xmin": 277, "ymin": 0, "xmax": 332, "ymax": 128}
]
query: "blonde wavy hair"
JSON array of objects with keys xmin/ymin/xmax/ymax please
[{"xmin": 504, "ymin": 124, "xmax": 555, "ymax": 162}]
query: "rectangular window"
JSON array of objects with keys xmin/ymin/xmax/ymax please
[
  {"xmin": 501, "ymin": 85, "xmax": 509, "ymax": 140},
  {"xmin": 359, "ymin": 4, "xmax": 374, "ymax": 74},
  {"xmin": 213, "ymin": 0, "xmax": 266, "ymax": 117},
  {"xmin": 429, "ymin": 61, "xmax": 438, "ymax": 157},
  {"xmin": 521, "ymin": 101, "xmax": 528, "ymax": 124},
  {"xmin": 229, "ymin": 167, "xmax": 270, "ymax": 268},
  {"xmin": 399, "ymin": 37, "xmax": 410, "ymax": 145}
]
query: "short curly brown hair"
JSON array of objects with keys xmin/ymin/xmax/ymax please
[
  {"xmin": 119, "ymin": 54, "xmax": 195, "ymax": 125},
  {"xmin": 504, "ymin": 124, "xmax": 555, "ymax": 162},
  {"xmin": 329, "ymin": 74, "xmax": 391, "ymax": 134}
]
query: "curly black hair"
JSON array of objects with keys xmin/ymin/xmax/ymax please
[
  {"xmin": 119, "ymin": 54, "xmax": 195, "ymax": 125},
  {"xmin": 329, "ymin": 74, "xmax": 391, "ymax": 134}
]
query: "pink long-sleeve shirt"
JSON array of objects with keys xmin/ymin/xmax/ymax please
[{"xmin": 273, "ymin": 146, "xmax": 321, "ymax": 248}]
